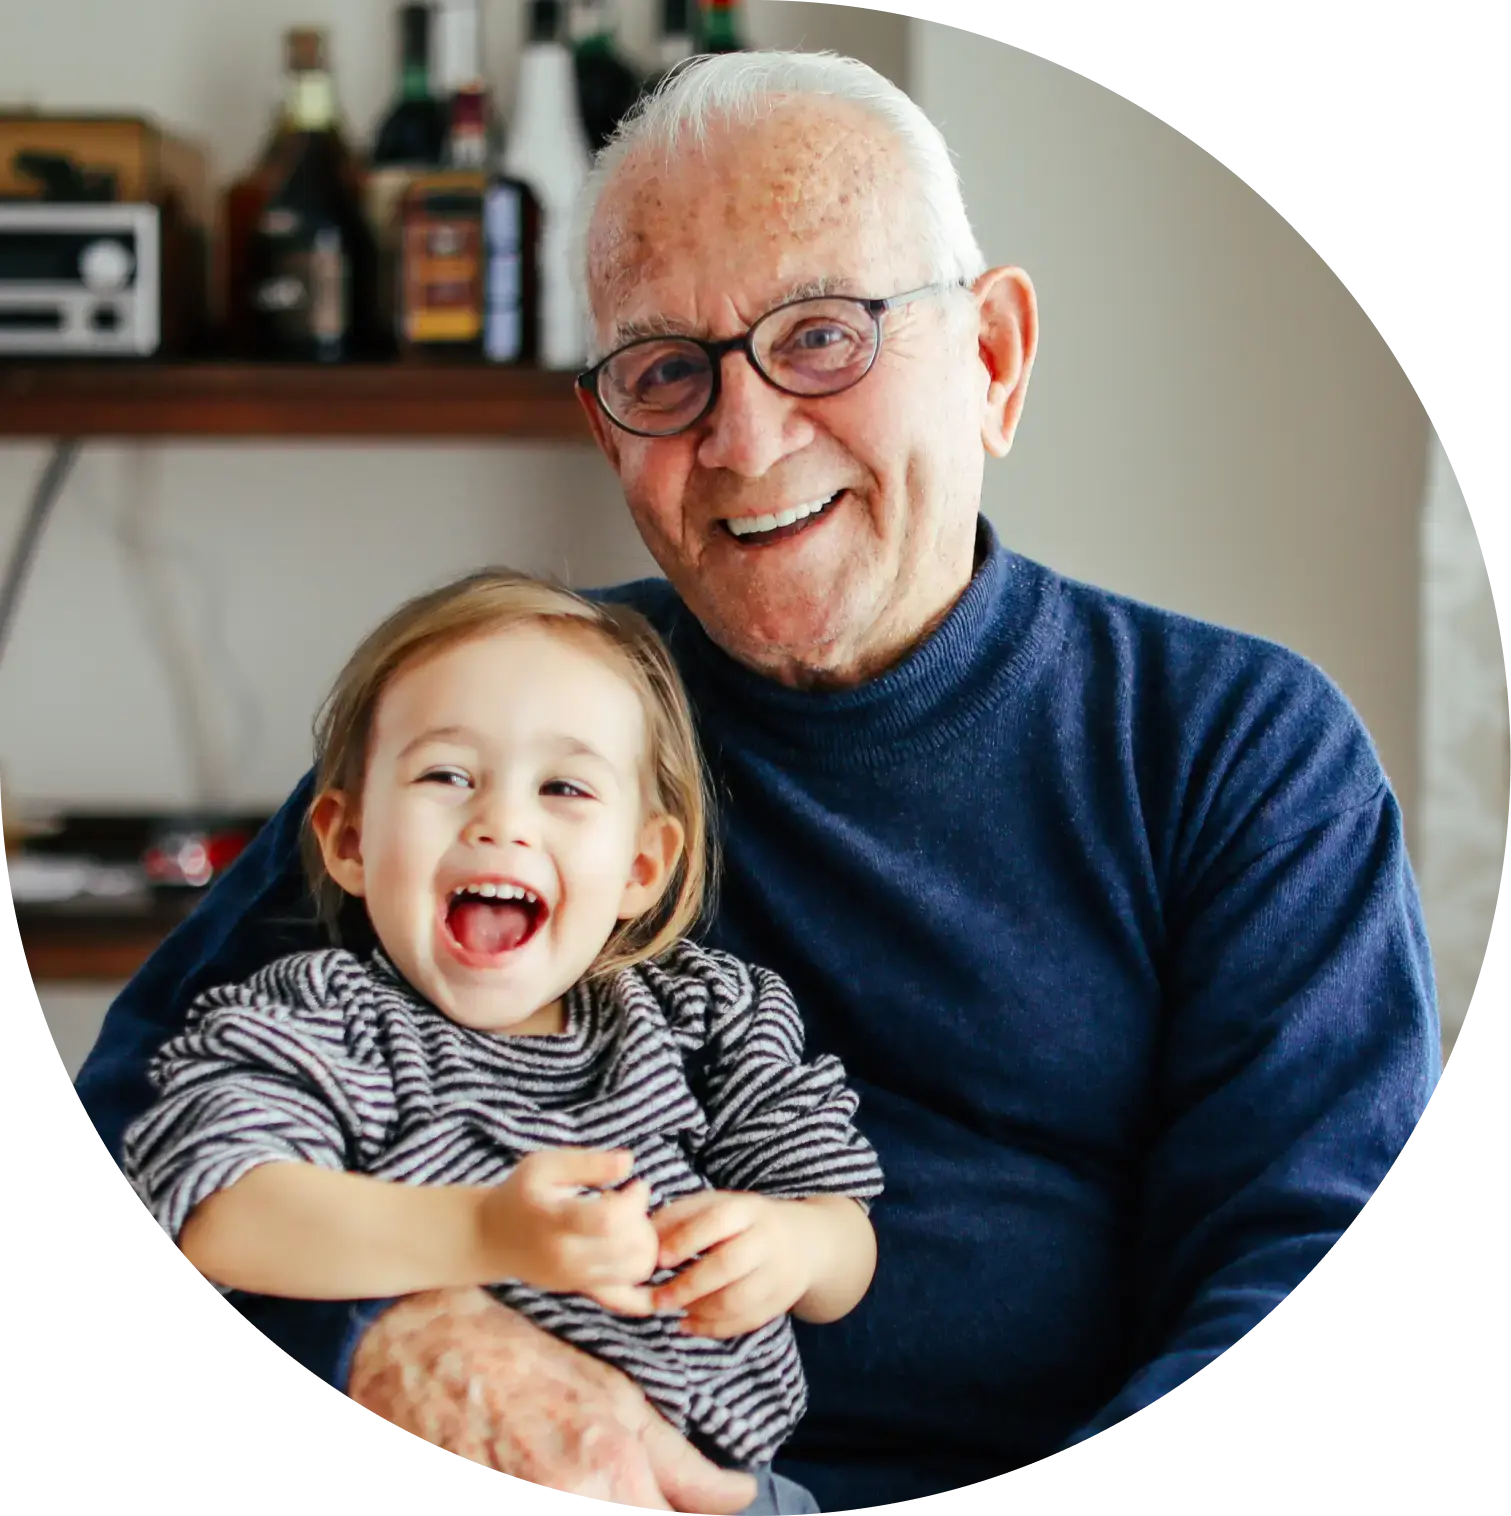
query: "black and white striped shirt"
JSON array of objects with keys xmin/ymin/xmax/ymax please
[{"xmin": 123, "ymin": 939, "xmax": 884, "ymax": 1467}]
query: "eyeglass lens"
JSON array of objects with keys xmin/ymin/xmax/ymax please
[{"xmin": 597, "ymin": 298, "xmax": 883, "ymax": 435}]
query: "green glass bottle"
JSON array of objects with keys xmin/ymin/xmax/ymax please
[{"xmin": 699, "ymin": 0, "xmax": 747, "ymax": 54}]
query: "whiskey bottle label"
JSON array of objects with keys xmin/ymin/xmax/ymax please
[
  {"xmin": 260, "ymin": 208, "xmax": 301, "ymax": 238},
  {"xmin": 254, "ymin": 227, "xmax": 350, "ymax": 350},
  {"xmin": 400, "ymin": 210, "xmax": 483, "ymax": 346},
  {"xmin": 308, "ymin": 228, "xmax": 346, "ymax": 343}
]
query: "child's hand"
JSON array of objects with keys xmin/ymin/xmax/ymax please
[
  {"xmin": 648, "ymin": 1190, "xmax": 813, "ymax": 1338},
  {"xmin": 478, "ymin": 1148, "xmax": 660, "ymax": 1315}
]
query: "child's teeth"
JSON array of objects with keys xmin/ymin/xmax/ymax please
[{"xmin": 456, "ymin": 882, "xmax": 537, "ymax": 902}]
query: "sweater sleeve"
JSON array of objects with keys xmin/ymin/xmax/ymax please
[
  {"xmin": 73, "ymin": 774, "xmax": 395, "ymax": 1386},
  {"xmin": 1065, "ymin": 675, "xmax": 1439, "ymax": 1443},
  {"xmin": 122, "ymin": 952, "xmax": 378, "ymax": 1244},
  {"xmin": 657, "ymin": 943, "xmax": 885, "ymax": 1203}
]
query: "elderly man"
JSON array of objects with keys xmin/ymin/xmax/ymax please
[{"xmin": 76, "ymin": 50, "xmax": 1437, "ymax": 1513}]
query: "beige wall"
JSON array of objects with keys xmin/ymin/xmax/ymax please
[
  {"xmin": 0, "ymin": 1, "xmax": 908, "ymax": 812},
  {"xmin": 911, "ymin": 21, "xmax": 1511, "ymax": 1053},
  {"xmin": 912, "ymin": 22, "xmax": 1428, "ymax": 835}
]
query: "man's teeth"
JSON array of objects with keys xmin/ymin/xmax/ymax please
[
  {"xmin": 452, "ymin": 882, "xmax": 539, "ymax": 904},
  {"xmin": 725, "ymin": 492, "xmax": 838, "ymax": 538}
]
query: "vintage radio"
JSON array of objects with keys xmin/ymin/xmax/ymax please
[
  {"xmin": 0, "ymin": 202, "xmax": 162, "ymax": 355},
  {"xmin": 0, "ymin": 114, "xmax": 208, "ymax": 354}
]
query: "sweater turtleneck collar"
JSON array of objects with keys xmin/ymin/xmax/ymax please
[{"xmin": 672, "ymin": 516, "xmax": 1058, "ymax": 772}]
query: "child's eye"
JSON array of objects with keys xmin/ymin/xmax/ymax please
[
  {"xmin": 541, "ymin": 779, "xmax": 595, "ymax": 800},
  {"xmin": 419, "ymin": 767, "xmax": 472, "ymax": 789}
]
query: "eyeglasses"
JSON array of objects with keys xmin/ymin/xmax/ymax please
[{"xmin": 577, "ymin": 281, "xmax": 963, "ymax": 438}]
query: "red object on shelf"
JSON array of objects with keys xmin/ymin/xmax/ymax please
[{"xmin": 142, "ymin": 825, "xmax": 252, "ymax": 888}]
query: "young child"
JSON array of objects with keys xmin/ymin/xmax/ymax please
[{"xmin": 123, "ymin": 569, "xmax": 882, "ymax": 1514}]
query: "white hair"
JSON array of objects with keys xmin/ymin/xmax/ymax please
[{"xmin": 571, "ymin": 50, "xmax": 987, "ymax": 358}]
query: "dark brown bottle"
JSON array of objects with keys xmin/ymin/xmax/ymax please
[
  {"xmin": 221, "ymin": 31, "xmax": 300, "ymax": 355},
  {"xmin": 369, "ymin": 5, "xmax": 450, "ymax": 349},
  {"xmin": 248, "ymin": 30, "xmax": 378, "ymax": 361}
]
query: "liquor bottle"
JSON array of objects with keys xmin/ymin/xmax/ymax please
[
  {"xmin": 436, "ymin": 0, "xmax": 492, "ymax": 170},
  {"xmin": 372, "ymin": 6, "xmax": 448, "ymax": 168},
  {"xmin": 368, "ymin": 4, "xmax": 449, "ymax": 349},
  {"xmin": 482, "ymin": 172, "xmax": 540, "ymax": 365},
  {"xmin": 699, "ymin": 0, "xmax": 747, "ymax": 53},
  {"xmin": 248, "ymin": 29, "xmax": 377, "ymax": 361},
  {"xmin": 502, "ymin": 0, "xmax": 591, "ymax": 369},
  {"xmin": 644, "ymin": 0, "xmax": 695, "ymax": 97},
  {"xmin": 397, "ymin": 172, "xmax": 487, "ymax": 355},
  {"xmin": 568, "ymin": 0, "xmax": 643, "ymax": 155},
  {"xmin": 221, "ymin": 29, "xmax": 306, "ymax": 354},
  {"xmin": 395, "ymin": 0, "xmax": 485, "ymax": 356}
]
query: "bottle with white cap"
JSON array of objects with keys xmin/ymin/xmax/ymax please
[{"xmin": 502, "ymin": 0, "xmax": 591, "ymax": 369}]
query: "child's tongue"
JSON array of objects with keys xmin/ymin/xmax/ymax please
[{"xmin": 449, "ymin": 898, "xmax": 533, "ymax": 955}]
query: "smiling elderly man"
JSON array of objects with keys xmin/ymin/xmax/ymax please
[{"xmin": 76, "ymin": 51, "xmax": 1437, "ymax": 1513}]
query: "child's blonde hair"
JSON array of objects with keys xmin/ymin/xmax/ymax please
[{"xmin": 300, "ymin": 568, "xmax": 715, "ymax": 981}]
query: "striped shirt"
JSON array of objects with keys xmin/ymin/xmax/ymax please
[{"xmin": 123, "ymin": 938, "xmax": 884, "ymax": 1467}]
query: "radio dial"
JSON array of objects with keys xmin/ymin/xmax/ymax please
[{"xmin": 79, "ymin": 239, "xmax": 134, "ymax": 292}]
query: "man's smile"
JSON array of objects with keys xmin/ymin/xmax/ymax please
[{"xmin": 719, "ymin": 489, "xmax": 846, "ymax": 546}]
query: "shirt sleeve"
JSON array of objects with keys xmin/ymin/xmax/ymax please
[
  {"xmin": 122, "ymin": 951, "xmax": 378, "ymax": 1245},
  {"xmin": 655, "ymin": 942, "xmax": 886, "ymax": 1203},
  {"xmin": 73, "ymin": 774, "xmax": 396, "ymax": 1385},
  {"xmin": 1065, "ymin": 676, "xmax": 1439, "ymax": 1444}
]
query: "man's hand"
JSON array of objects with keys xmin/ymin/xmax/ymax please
[
  {"xmin": 479, "ymin": 1148, "xmax": 660, "ymax": 1315},
  {"xmin": 649, "ymin": 1191, "xmax": 814, "ymax": 1338},
  {"xmin": 348, "ymin": 1287, "xmax": 758, "ymax": 1511}
]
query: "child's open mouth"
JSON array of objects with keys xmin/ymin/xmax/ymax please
[{"xmin": 443, "ymin": 881, "xmax": 547, "ymax": 960}]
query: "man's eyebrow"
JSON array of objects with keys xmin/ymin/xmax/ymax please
[{"xmin": 606, "ymin": 276, "xmax": 859, "ymax": 349}]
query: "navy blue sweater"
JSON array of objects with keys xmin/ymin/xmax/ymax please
[{"xmin": 75, "ymin": 520, "xmax": 1438, "ymax": 1508}]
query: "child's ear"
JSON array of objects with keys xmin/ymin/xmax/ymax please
[
  {"xmin": 309, "ymin": 789, "xmax": 366, "ymax": 898},
  {"xmin": 618, "ymin": 813, "xmax": 686, "ymax": 920}
]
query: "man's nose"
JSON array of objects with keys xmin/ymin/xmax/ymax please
[{"xmin": 695, "ymin": 355, "xmax": 815, "ymax": 477}]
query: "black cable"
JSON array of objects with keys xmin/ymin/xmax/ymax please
[{"xmin": 0, "ymin": 438, "xmax": 82, "ymax": 668}]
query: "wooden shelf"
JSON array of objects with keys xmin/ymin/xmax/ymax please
[
  {"xmin": 0, "ymin": 361, "xmax": 592, "ymax": 440},
  {"xmin": 18, "ymin": 908, "xmax": 186, "ymax": 983}
]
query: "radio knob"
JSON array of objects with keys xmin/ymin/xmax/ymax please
[{"xmin": 79, "ymin": 239, "xmax": 134, "ymax": 292}]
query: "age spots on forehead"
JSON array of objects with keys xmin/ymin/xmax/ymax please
[
  {"xmin": 587, "ymin": 98, "xmax": 916, "ymax": 330},
  {"xmin": 717, "ymin": 104, "xmax": 892, "ymax": 236}
]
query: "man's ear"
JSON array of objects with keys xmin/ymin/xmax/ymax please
[
  {"xmin": 973, "ymin": 266, "xmax": 1038, "ymax": 458},
  {"xmin": 617, "ymin": 813, "xmax": 686, "ymax": 921},
  {"xmin": 577, "ymin": 378, "xmax": 624, "ymax": 472},
  {"xmin": 309, "ymin": 789, "xmax": 366, "ymax": 899}
]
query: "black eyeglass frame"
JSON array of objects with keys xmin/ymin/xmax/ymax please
[{"xmin": 576, "ymin": 280, "xmax": 966, "ymax": 438}]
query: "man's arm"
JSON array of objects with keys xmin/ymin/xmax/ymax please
[
  {"xmin": 347, "ymin": 1289, "xmax": 755, "ymax": 1509},
  {"xmin": 1067, "ymin": 775, "xmax": 1438, "ymax": 1444}
]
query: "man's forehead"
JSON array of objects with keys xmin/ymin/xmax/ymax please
[{"xmin": 587, "ymin": 101, "xmax": 913, "ymax": 339}]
